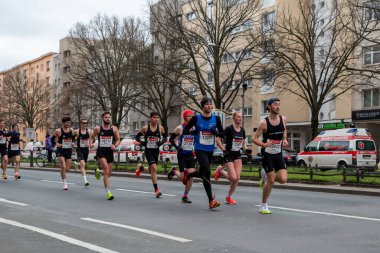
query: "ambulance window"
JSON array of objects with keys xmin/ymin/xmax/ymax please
[
  {"xmin": 319, "ymin": 141, "xmax": 349, "ymax": 151},
  {"xmin": 356, "ymin": 140, "xmax": 375, "ymax": 151},
  {"xmin": 306, "ymin": 142, "xmax": 318, "ymax": 151}
]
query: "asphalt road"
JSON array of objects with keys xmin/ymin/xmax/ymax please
[{"xmin": 0, "ymin": 169, "xmax": 379, "ymax": 253}]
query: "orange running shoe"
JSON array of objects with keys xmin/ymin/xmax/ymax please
[
  {"xmin": 213, "ymin": 166, "xmax": 223, "ymax": 181},
  {"xmin": 225, "ymin": 196, "xmax": 237, "ymax": 205},
  {"xmin": 135, "ymin": 164, "xmax": 143, "ymax": 177},
  {"xmin": 209, "ymin": 199, "xmax": 221, "ymax": 209}
]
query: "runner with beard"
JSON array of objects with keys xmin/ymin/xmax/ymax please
[
  {"xmin": 90, "ymin": 111, "xmax": 121, "ymax": 200},
  {"xmin": 7, "ymin": 124, "xmax": 24, "ymax": 179},
  {"xmin": 135, "ymin": 112, "xmax": 167, "ymax": 198},
  {"xmin": 167, "ymin": 110, "xmax": 195, "ymax": 203},
  {"xmin": 214, "ymin": 112, "xmax": 251, "ymax": 205},
  {"xmin": 252, "ymin": 97, "xmax": 288, "ymax": 214},
  {"xmin": 182, "ymin": 97, "xmax": 224, "ymax": 209},
  {"xmin": 54, "ymin": 117, "xmax": 75, "ymax": 190},
  {"xmin": 0, "ymin": 119, "xmax": 8, "ymax": 179},
  {"xmin": 74, "ymin": 119, "xmax": 91, "ymax": 186}
]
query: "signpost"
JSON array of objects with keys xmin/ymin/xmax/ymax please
[{"xmin": 25, "ymin": 128, "xmax": 35, "ymax": 140}]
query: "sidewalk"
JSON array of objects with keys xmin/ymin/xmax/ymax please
[{"xmin": 18, "ymin": 164, "xmax": 380, "ymax": 197}]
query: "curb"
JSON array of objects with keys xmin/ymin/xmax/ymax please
[{"xmin": 20, "ymin": 166, "xmax": 380, "ymax": 197}]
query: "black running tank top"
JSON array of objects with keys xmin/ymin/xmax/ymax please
[
  {"xmin": 262, "ymin": 116, "xmax": 285, "ymax": 154},
  {"xmin": 77, "ymin": 129, "xmax": 90, "ymax": 149},
  {"xmin": 145, "ymin": 124, "xmax": 161, "ymax": 150},
  {"xmin": 98, "ymin": 126, "xmax": 114, "ymax": 150},
  {"xmin": 58, "ymin": 128, "xmax": 73, "ymax": 149}
]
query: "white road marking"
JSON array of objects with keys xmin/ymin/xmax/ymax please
[
  {"xmin": 0, "ymin": 198, "xmax": 28, "ymax": 206},
  {"xmin": 81, "ymin": 218, "xmax": 192, "ymax": 243},
  {"xmin": 41, "ymin": 180, "xmax": 75, "ymax": 185},
  {"xmin": 256, "ymin": 205, "xmax": 380, "ymax": 222},
  {"xmin": 116, "ymin": 188, "xmax": 176, "ymax": 197},
  {"xmin": 0, "ymin": 218, "xmax": 119, "ymax": 253}
]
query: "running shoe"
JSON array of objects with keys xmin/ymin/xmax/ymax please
[
  {"xmin": 155, "ymin": 189, "xmax": 162, "ymax": 198},
  {"xmin": 259, "ymin": 205, "xmax": 271, "ymax": 214},
  {"xmin": 63, "ymin": 184, "xmax": 68, "ymax": 190},
  {"xmin": 182, "ymin": 196, "xmax": 192, "ymax": 203},
  {"xmin": 94, "ymin": 168, "xmax": 101, "ymax": 180},
  {"xmin": 107, "ymin": 191, "xmax": 114, "ymax": 200},
  {"xmin": 2, "ymin": 172, "xmax": 7, "ymax": 180},
  {"xmin": 213, "ymin": 165, "xmax": 223, "ymax": 181},
  {"xmin": 14, "ymin": 174, "xmax": 21, "ymax": 180},
  {"xmin": 85, "ymin": 182, "xmax": 90, "ymax": 187},
  {"xmin": 167, "ymin": 167, "xmax": 176, "ymax": 181},
  {"xmin": 135, "ymin": 164, "xmax": 143, "ymax": 177},
  {"xmin": 259, "ymin": 169, "xmax": 267, "ymax": 189},
  {"xmin": 182, "ymin": 169, "xmax": 189, "ymax": 185},
  {"xmin": 209, "ymin": 199, "xmax": 221, "ymax": 209},
  {"xmin": 225, "ymin": 196, "xmax": 237, "ymax": 205}
]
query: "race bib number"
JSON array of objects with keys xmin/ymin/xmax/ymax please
[
  {"xmin": 62, "ymin": 139, "xmax": 72, "ymax": 149},
  {"xmin": 265, "ymin": 139, "xmax": 282, "ymax": 154},
  {"xmin": 199, "ymin": 131, "xmax": 215, "ymax": 146},
  {"xmin": 99, "ymin": 136, "xmax": 113, "ymax": 148},
  {"xmin": 80, "ymin": 138, "xmax": 89, "ymax": 148},
  {"xmin": 147, "ymin": 136, "xmax": 159, "ymax": 149},
  {"xmin": 0, "ymin": 138, "xmax": 6, "ymax": 144},
  {"xmin": 231, "ymin": 138, "xmax": 243, "ymax": 151},
  {"xmin": 10, "ymin": 143, "xmax": 19, "ymax": 151},
  {"xmin": 181, "ymin": 136, "xmax": 194, "ymax": 151}
]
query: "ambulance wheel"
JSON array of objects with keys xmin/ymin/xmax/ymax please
[
  {"xmin": 297, "ymin": 160, "xmax": 306, "ymax": 168},
  {"xmin": 165, "ymin": 158, "xmax": 170, "ymax": 163},
  {"xmin": 337, "ymin": 162, "xmax": 347, "ymax": 171}
]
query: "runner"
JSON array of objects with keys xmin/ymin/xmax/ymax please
[
  {"xmin": 7, "ymin": 124, "xmax": 24, "ymax": 179},
  {"xmin": 74, "ymin": 119, "xmax": 91, "ymax": 186},
  {"xmin": 135, "ymin": 112, "xmax": 167, "ymax": 198},
  {"xmin": 90, "ymin": 111, "xmax": 120, "ymax": 200},
  {"xmin": 182, "ymin": 97, "xmax": 224, "ymax": 209},
  {"xmin": 0, "ymin": 120, "xmax": 9, "ymax": 179},
  {"xmin": 252, "ymin": 97, "xmax": 288, "ymax": 214},
  {"xmin": 167, "ymin": 110, "xmax": 196, "ymax": 203},
  {"xmin": 54, "ymin": 116, "xmax": 75, "ymax": 190},
  {"xmin": 214, "ymin": 111, "xmax": 252, "ymax": 205}
]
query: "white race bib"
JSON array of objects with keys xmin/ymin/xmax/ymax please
[
  {"xmin": 147, "ymin": 136, "xmax": 159, "ymax": 149},
  {"xmin": 181, "ymin": 136, "xmax": 194, "ymax": 151},
  {"xmin": 62, "ymin": 139, "xmax": 72, "ymax": 149},
  {"xmin": 265, "ymin": 139, "xmax": 282, "ymax": 154},
  {"xmin": 199, "ymin": 131, "xmax": 215, "ymax": 146},
  {"xmin": 80, "ymin": 138, "xmax": 89, "ymax": 148},
  {"xmin": 10, "ymin": 143, "xmax": 19, "ymax": 151},
  {"xmin": 99, "ymin": 136, "xmax": 113, "ymax": 148},
  {"xmin": 231, "ymin": 138, "xmax": 243, "ymax": 151},
  {"xmin": 0, "ymin": 138, "xmax": 6, "ymax": 144}
]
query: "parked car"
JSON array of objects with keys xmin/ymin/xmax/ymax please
[
  {"xmin": 159, "ymin": 142, "xmax": 178, "ymax": 164},
  {"xmin": 212, "ymin": 147, "xmax": 224, "ymax": 165},
  {"xmin": 282, "ymin": 149, "xmax": 298, "ymax": 166}
]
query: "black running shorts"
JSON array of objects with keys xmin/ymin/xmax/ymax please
[
  {"xmin": 57, "ymin": 148, "xmax": 72, "ymax": 160},
  {"xmin": 144, "ymin": 149, "xmax": 159, "ymax": 165},
  {"xmin": 224, "ymin": 151, "xmax": 242, "ymax": 163},
  {"xmin": 77, "ymin": 148, "xmax": 89, "ymax": 162},
  {"xmin": 96, "ymin": 149, "xmax": 114, "ymax": 163},
  {"xmin": 261, "ymin": 151, "xmax": 286, "ymax": 173},
  {"xmin": 177, "ymin": 152, "xmax": 196, "ymax": 172}
]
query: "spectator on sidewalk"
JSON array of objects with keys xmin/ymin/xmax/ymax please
[{"xmin": 45, "ymin": 134, "xmax": 53, "ymax": 163}]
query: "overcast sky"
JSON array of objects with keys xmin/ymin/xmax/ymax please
[{"xmin": 0, "ymin": 0, "xmax": 148, "ymax": 70}]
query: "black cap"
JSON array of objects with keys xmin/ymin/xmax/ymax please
[
  {"xmin": 200, "ymin": 97, "xmax": 212, "ymax": 108},
  {"xmin": 150, "ymin": 112, "xmax": 160, "ymax": 118},
  {"xmin": 267, "ymin": 97, "xmax": 280, "ymax": 106}
]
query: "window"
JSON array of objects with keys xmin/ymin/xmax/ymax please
[
  {"xmin": 141, "ymin": 101, "xmax": 145, "ymax": 111},
  {"xmin": 186, "ymin": 86, "xmax": 197, "ymax": 95},
  {"xmin": 305, "ymin": 141, "xmax": 318, "ymax": 152},
  {"xmin": 261, "ymin": 100, "xmax": 269, "ymax": 114},
  {"xmin": 363, "ymin": 45, "xmax": 380, "ymax": 65},
  {"xmin": 364, "ymin": 88, "xmax": 380, "ymax": 107},
  {"xmin": 63, "ymin": 66, "xmax": 71, "ymax": 73},
  {"xmin": 356, "ymin": 140, "xmax": 375, "ymax": 151},
  {"xmin": 261, "ymin": 39, "xmax": 275, "ymax": 63},
  {"xmin": 46, "ymin": 61, "xmax": 50, "ymax": 71},
  {"xmin": 222, "ymin": 50, "xmax": 252, "ymax": 63},
  {"xmin": 245, "ymin": 137, "xmax": 252, "ymax": 145},
  {"xmin": 207, "ymin": 72, "xmax": 213, "ymax": 83},
  {"xmin": 228, "ymin": 79, "xmax": 253, "ymax": 90},
  {"xmin": 261, "ymin": 69, "xmax": 275, "ymax": 93},
  {"xmin": 63, "ymin": 82, "xmax": 70, "ymax": 88},
  {"xmin": 320, "ymin": 1, "xmax": 325, "ymax": 8},
  {"xmin": 232, "ymin": 20, "xmax": 253, "ymax": 34},
  {"xmin": 140, "ymin": 121, "xmax": 145, "ymax": 128},
  {"xmin": 287, "ymin": 132, "xmax": 301, "ymax": 151},
  {"xmin": 243, "ymin": 107, "xmax": 252, "ymax": 116},
  {"xmin": 262, "ymin": 11, "xmax": 275, "ymax": 34},
  {"xmin": 319, "ymin": 141, "xmax": 350, "ymax": 151},
  {"xmin": 63, "ymin": 50, "xmax": 71, "ymax": 58},
  {"xmin": 23, "ymin": 69, "xmax": 27, "ymax": 79},
  {"xmin": 133, "ymin": 122, "xmax": 139, "ymax": 131},
  {"xmin": 364, "ymin": 1, "xmax": 380, "ymax": 21},
  {"xmin": 46, "ymin": 77, "xmax": 50, "ymax": 85},
  {"xmin": 263, "ymin": 0, "xmax": 276, "ymax": 7},
  {"xmin": 186, "ymin": 11, "xmax": 197, "ymax": 21},
  {"xmin": 36, "ymin": 73, "xmax": 39, "ymax": 82}
]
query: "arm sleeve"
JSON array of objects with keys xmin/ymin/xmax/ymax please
[
  {"xmin": 216, "ymin": 116, "xmax": 224, "ymax": 138},
  {"xmin": 135, "ymin": 132, "xmax": 144, "ymax": 145},
  {"xmin": 169, "ymin": 133, "xmax": 179, "ymax": 150},
  {"xmin": 183, "ymin": 116, "xmax": 197, "ymax": 134}
]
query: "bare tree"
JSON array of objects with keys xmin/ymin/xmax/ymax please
[
  {"xmin": 69, "ymin": 86, "xmax": 100, "ymax": 128},
  {"xmin": 259, "ymin": 0, "xmax": 380, "ymax": 138},
  {"xmin": 2, "ymin": 68, "xmax": 54, "ymax": 129},
  {"xmin": 66, "ymin": 14, "xmax": 149, "ymax": 127},
  {"xmin": 149, "ymin": 0, "xmax": 262, "ymax": 111}
]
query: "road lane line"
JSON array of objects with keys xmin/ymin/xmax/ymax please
[
  {"xmin": 116, "ymin": 188, "xmax": 176, "ymax": 197},
  {"xmin": 0, "ymin": 218, "xmax": 119, "ymax": 253},
  {"xmin": 41, "ymin": 180, "xmax": 75, "ymax": 185},
  {"xmin": 256, "ymin": 205, "xmax": 380, "ymax": 222},
  {"xmin": 81, "ymin": 218, "xmax": 192, "ymax": 243},
  {"xmin": 0, "ymin": 198, "xmax": 28, "ymax": 206}
]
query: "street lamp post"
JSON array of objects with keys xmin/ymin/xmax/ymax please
[{"xmin": 241, "ymin": 82, "xmax": 248, "ymax": 128}]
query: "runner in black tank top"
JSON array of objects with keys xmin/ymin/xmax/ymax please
[
  {"xmin": 0, "ymin": 119, "xmax": 9, "ymax": 179},
  {"xmin": 90, "ymin": 111, "xmax": 120, "ymax": 200},
  {"xmin": 253, "ymin": 97, "xmax": 289, "ymax": 214},
  {"xmin": 214, "ymin": 112, "xmax": 251, "ymax": 205},
  {"xmin": 74, "ymin": 119, "xmax": 91, "ymax": 186},
  {"xmin": 54, "ymin": 116, "xmax": 74, "ymax": 190},
  {"xmin": 7, "ymin": 124, "xmax": 24, "ymax": 179},
  {"xmin": 135, "ymin": 112, "xmax": 167, "ymax": 198}
]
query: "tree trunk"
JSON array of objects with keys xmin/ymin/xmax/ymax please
[{"xmin": 310, "ymin": 109, "xmax": 319, "ymax": 140}]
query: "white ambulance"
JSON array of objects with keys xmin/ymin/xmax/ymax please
[{"xmin": 297, "ymin": 128, "xmax": 377, "ymax": 170}]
